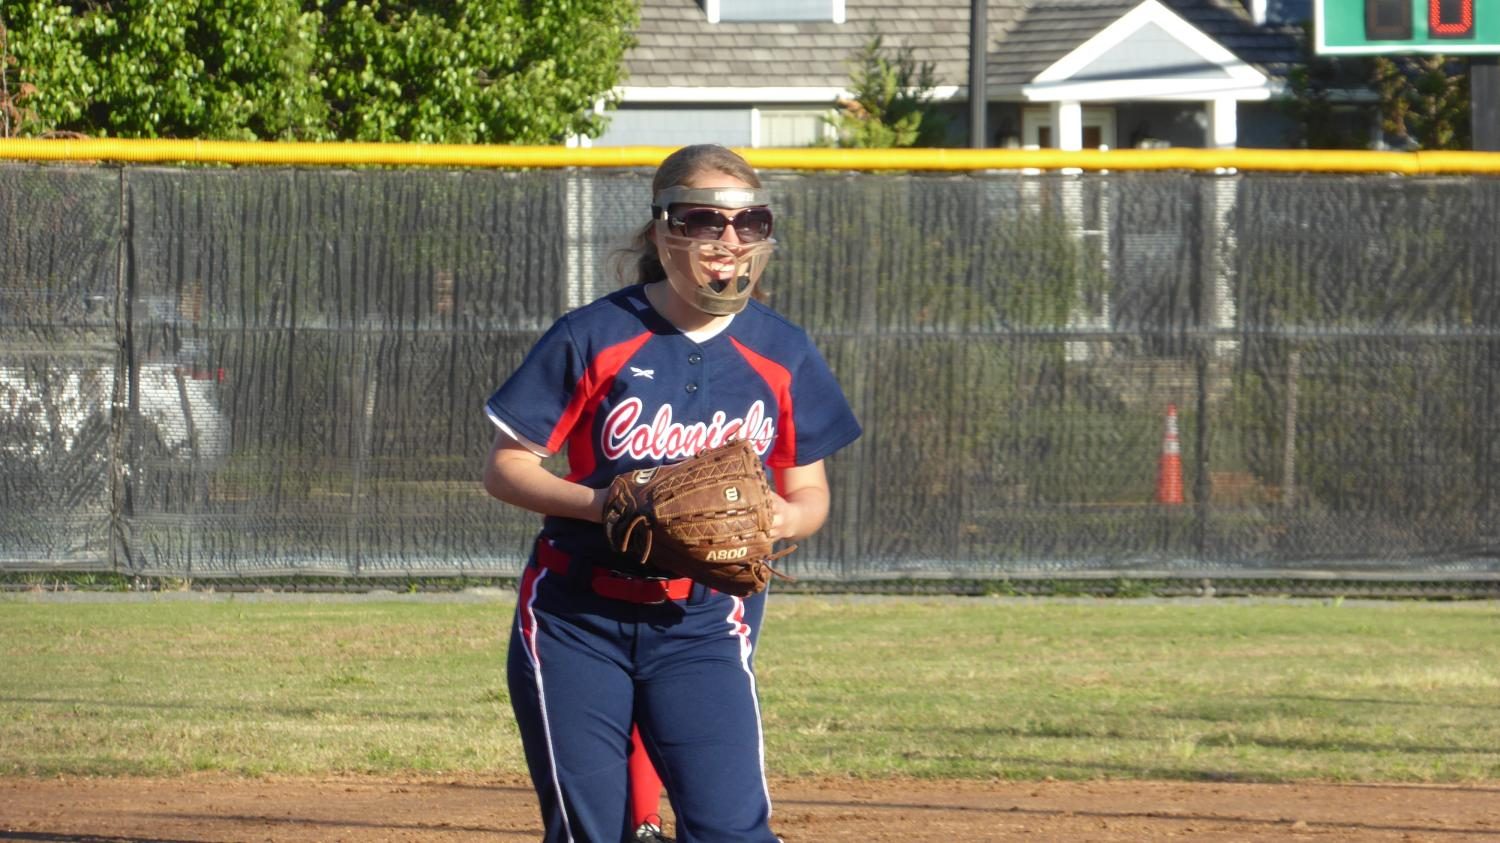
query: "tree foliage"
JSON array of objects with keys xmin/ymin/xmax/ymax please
[
  {"xmin": 1277, "ymin": 33, "xmax": 1371, "ymax": 149},
  {"xmin": 0, "ymin": 18, "xmax": 24, "ymax": 136},
  {"xmin": 824, "ymin": 35, "xmax": 947, "ymax": 148},
  {"xmin": 1, "ymin": 0, "xmax": 637, "ymax": 142},
  {"xmin": 1372, "ymin": 55, "xmax": 1470, "ymax": 150},
  {"xmin": 1278, "ymin": 27, "xmax": 1472, "ymax": 151},
  {"xmin": 2, "ymin": 3, "xmax": 90, "ymax": 137}
]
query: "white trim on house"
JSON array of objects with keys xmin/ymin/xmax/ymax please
[
  {"xmin": 616, "ymin": 85, "xmax": 963, "ymax": 104},
  {"xmin": 619, "ymin": 86, "xmax": 846, "ymax": 104},
  {"xmin": 1034, "ymin": 0, "xmax": 1263, "ymax": 84},
  {"xmin": 1023, "ymin": 78, "xmax": 1274, "ymax": 102},
  {"xmin": 1024, "ymin": 0, "xmax": 1270, "ymax": 103},
  {"xmin": 1016, "ymin": 0, "xmax": 1275, "ymax": 150}
]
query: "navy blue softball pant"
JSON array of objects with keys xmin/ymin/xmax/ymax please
[{"xmin": 508, "ymin": 556, "xmax": 776, "ymax": 843}]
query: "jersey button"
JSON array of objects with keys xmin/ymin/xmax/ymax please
[
  {"xmin": 684, "ymin": 383, "xmax": 699, "ymax": 394},
  {"xmin": 687, "ymin": 352, "xmax": 702, "ymax": 365}
]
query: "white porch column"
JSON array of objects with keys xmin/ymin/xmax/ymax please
[
  {"xmin": 1051, "ymin": 100, "xmax": 1084, "ymax": 150},
  {"xmin": 1208, "ymin": 97, "xmax": 1238, "ymax": 148}
]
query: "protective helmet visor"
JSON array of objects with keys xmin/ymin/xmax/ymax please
[{"xmin": 651, "ymin": 186, "xmax": 776, "ymax": 316}]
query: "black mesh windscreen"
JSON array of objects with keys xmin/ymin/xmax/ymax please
[{"xmin": 2, "ymin": 164, "xmax": 1496, "ymax": 577}]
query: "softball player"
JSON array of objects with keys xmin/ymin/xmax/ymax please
[
  {"xmin": 628, "ymin": 576, "xmax": 768, "ymax": 842},
  {"xmin": 483, "ymin": 144, "xmax": 860, "ymax": 842}
]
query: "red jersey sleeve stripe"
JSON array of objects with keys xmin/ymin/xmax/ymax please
[
  {"xmin": 546, "ymin": 331, "xmax": 653, "ymax": 459},
  {"xmin": 729, "ymin": 337, "xmax": 798, "ymax": 468},
  {"xmin": 564, "ymin": 410, "xmax": 601, "ymax": 483}
]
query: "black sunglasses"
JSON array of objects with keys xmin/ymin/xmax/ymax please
[{"xmin": 667, "ymin": 207, "xmax": 774, "ymax": 243}]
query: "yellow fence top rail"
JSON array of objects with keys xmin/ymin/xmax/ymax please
[{"xmin": 3, "ymin": 138, "xmax": 1500, "ymax": 174}]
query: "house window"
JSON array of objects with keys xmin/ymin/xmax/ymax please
[
  {"xmin": 1022, "ymin": 107, "xmax": 1117, "ymax": 149},
  {"xmin": 757, "ymin": 109, "xmax": 830, "ymax": 147},
  {"xmin": 594, "ymin": 108, "xmax": 753, "ymax": 148},
  {"xmin": 1037, "ymin": 126, "xmax": 1105, "ymax": 149},
  {"xmin": 704, "ymin": 0, "xmax": 845, "ymax": 24}
]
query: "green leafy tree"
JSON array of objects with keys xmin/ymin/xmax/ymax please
[
  {"xmin": 1278, "ymin": 28, "xmax": 1474, "ymax": 151},
  {"xmin": 2, "ymin": 0, "xmax": 637, "ymax": 142},
  {"xmin": 1372, "ymin": 54, "xmax": 1470, "ymax": 150},
  {"xmin": 2, "ymin": 2, "xmax": 94, "ymax": 135},
  {"xmin": 99, "ymin": 0, "xmax": 326, "ymax": 140},
  {"xmin": 1, "ymin": 15, "xmax": 27, "ymax": 136},
  {"xmin": 4, "ymin": 0, "xmax": 325, "ymax": 139},
  {"xmin": 319, "ymin": 0, "xmax": 636, "ymax": 143},
  {"xmin": 824, "ymin": 35, "xmax": 947, "ymax": 148}
]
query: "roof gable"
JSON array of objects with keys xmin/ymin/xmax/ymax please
[
  {"xmin": 1066, "ymin": 20, "xmax": 1234, "ymax": 81},
  {"xmin": 1024, "ymin": 0, "xmax": 1271, "ymax": 101}
]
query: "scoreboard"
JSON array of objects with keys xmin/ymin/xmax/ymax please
[{"xmin": 1316, "ymin": 0, "xmax": 1500, "ymax": 54}]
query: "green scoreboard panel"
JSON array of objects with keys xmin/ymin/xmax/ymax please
[{"xmin": 1316, "ymin": 0, "xmax": 1500, "ymax": 54}]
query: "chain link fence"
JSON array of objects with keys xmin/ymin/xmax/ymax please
[{"xmin": 2, "ymin": 164, "xmax": 1496, "ymax": 580}]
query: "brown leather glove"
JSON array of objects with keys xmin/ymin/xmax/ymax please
[{"xmin": 601, "ymin": 438, "xmax": 796, "ymax": 597}]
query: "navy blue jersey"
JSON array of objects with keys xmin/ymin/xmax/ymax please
[{"xmin": 486, "ymin": 283, "xmax": 861, "ymax": 565}]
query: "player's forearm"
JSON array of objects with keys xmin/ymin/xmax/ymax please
[
  {"xmin": 484, "ymin": 457, "xmax": 608, "ymax": 523},
  {"xmin": 779, "ymin": 485, "xmax": 830, "ymax": 540}
]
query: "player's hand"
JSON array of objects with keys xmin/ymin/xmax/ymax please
[{"xmin": 768, "ymin": 492, "xmax": 798, "ymax": 542}]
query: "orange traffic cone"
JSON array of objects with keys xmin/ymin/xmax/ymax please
[{"xmin": 1156, "ymin": 404, "xmax": 1184, "ymax": 505}]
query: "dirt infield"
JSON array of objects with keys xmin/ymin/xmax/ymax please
[{"xmin": 2, "ymin": 775, "xmax": 1499, "ymax": 842}]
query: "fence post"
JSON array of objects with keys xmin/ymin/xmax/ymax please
[
  {"xmin": 1191, "ymin": 176, "xmax": 1215, "ymax": 559},
  {"xmin": 1282, "ymin": 347, "xmax": 1299, "ymax": 508},
  {"xmin": 108, "ymin": 169, "xmax": 135, "ymax": 574}
]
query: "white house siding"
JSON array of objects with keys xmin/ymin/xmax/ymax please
[
  {"xmin": 759, "ymin": 109, "xmax": 832, "ymax": 147},
  {"xmin": 595, "ymin": 107, "xmax": 755, "ymax": 147}
]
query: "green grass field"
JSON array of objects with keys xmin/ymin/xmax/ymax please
[{"xmin": 2, "ymin": 593, "xmax": 1497, "ymax": 783}]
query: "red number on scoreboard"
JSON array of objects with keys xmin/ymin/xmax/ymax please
[{"xmin": 1430, "ymin": 0, "xmax": 1475, "ymax": 38}]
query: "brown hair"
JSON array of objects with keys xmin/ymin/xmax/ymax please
[{"xmin": 613, "ymin": 144, "xmax": 765, "ymax": 287}]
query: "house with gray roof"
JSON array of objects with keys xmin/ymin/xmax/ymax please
[{"xmin": 589, "ymin": 0, "xmax": 1338, "ymax": 150}]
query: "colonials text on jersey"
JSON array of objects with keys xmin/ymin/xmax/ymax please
[{"xmin": 602, "ymin": 397, "xmax": 775, "ymax": 461}]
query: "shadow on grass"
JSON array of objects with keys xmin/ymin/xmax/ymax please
[
  {"xmin": 1185, "ymin": 730, "xmax": 1497, "ymax": 756},
  {"xmin": 0, "ymin": 695, "xmax": 476, "ymax": 722},
  {"xmin": 803, "ymin": 742, "xmax": 1500, "ymax": 789},
  {"xmin": 1268, "ymin": 693, "xmax": 1500, "ymax": 711},
  {"xmin": 803, "ymin": 718, "xmax": 1498, "ymax": 760}
]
